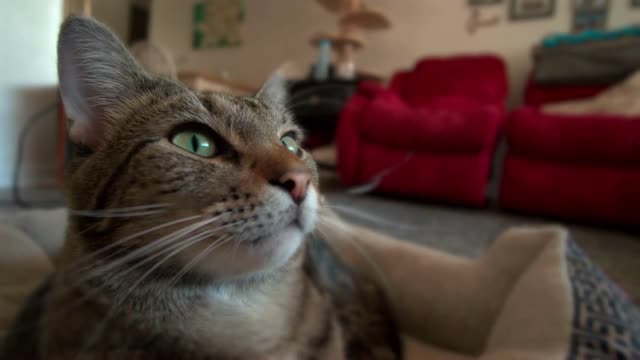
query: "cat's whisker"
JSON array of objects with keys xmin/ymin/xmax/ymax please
[
  {"xmin": 322, "ymin": 204, "xmax": 422, "ymax": 231},
  {"xmin": 75, "ymin": 203, "xmax": 173, "ymax": 213},
  {"xmin": 0, "ymin": 214, "xmax": 213, "ymax": 329},
  {"xmin": 68, "ymin": 203, "xmax": 173, "ymax": 218},
  {"xmin": 285, "ymin": 88, "xmax": 364, "ymax": 115},
  {"xmin": 57, "ymin": 215, "xmax": 225, "ymax": 304},
  {"xmin": 36, "ymin": 222, "xmax": 215, "ymax": 321},
  {"xmin": 166, "ymin": 235, "xmax": 235, "ymax": 288},
  {"xmin": 287, "ymin": 83, "xmax": 357, "ymax": 104},
  {"xmin": 285, "ymin": 98, "xmax": 350, "ymax": 113},
  {"xmin": 79, "ymin": 215, "xmax": 228, "ymax": 282},
  {"xmin": 69, "ymin": 214, "xmax": 207, "ymax": 274},
  {"xmin": 31, "ymin": 221, "xmax": 240, "ymax": 338},
  {"xmin": 313, "ymin": 217, "xmax": 394, "ymax": 297},
  {"xmin": 87, "ymin": 219, "xmax": 243, "ymax": 288},
  {"xmin": 104, "ymin": 223, "xmax": 241, "ymax": 309},
  {"xmin": 230, "ymin": 235, "xmax": 243, "ymax": 264},
  {"xmin": 69, "ymin": 209, "xmax": 167, "ymax": 218},
  {"xmin": 76, "ymin": 223, "xmax": 240, "ymax": 356}
]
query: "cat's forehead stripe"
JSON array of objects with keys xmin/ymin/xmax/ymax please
[
  {"xmin": 193, "ymin": 91, "xmax": 292, "ymax": 144},
  {"xmin": 199, "ymin": 94, "xmax": 214, "ymax": 113}
]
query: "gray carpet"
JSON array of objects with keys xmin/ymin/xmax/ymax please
[{"xmin": 324, "ymin": 189, "xmax": 640, "ymax": 304}]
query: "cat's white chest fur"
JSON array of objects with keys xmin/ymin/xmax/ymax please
[{"xmin": 185, "ymin": 281, "xmax": 345, "ymax": 359}]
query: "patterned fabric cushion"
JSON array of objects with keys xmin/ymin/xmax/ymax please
[{"xmin": 567, "ymin": 240, "xmax": 640, "ymax": 359}]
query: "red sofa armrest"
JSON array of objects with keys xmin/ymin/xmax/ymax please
[{"xmin": 356, "ymin": 80, "xmax": 393, "ymax": 98}]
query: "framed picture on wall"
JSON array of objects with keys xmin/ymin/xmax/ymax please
[
  {"xmin": 510, "ymin": 0, "xmax": 555, "ymax": 20},
  {"xmin": 469, "ymin": 0, "xmax": 503, "ymax": 5},
  {"xmin": 573, "ymin": 0, "xmax": 608, "ymax": 11},
  {"xmin": 572, "ymin": 0, "xmax": 609, "ymax": 32},
  {"xmin": 193, "ymin": 0, "xmax": 246, "ymax": 49}
]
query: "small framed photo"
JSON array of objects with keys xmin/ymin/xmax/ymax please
[
  {"xmin": 510, "ymin": 0, "xmax": 555, "ymax": 20},
  {"xmin": 573, "ymin": 0, "xmax": 608, "ymax": 11},
  {"xmin": 572, "ymin": 0, "xmax": 609, "ymax": 32},
  {"xmin": 469, "ymin": 0, "xmax": 503, "ymax": 5}
]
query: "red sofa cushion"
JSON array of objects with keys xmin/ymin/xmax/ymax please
[
  {"xmin": 508, "ymin": 107, "xmax": 640, "ymax": 166},
  {"xmin": 501, "ymin": 155, "xmax": 640, "ymax": 224},
  {"xmin": 357, "ymin": 141, "xmax": 491, "ymax": 206},
  {"xmin": 395, "ymin": 56, "xmax": 508, "ymax": 107},
  {"xmin": 337, "ymin": 93, "xmax": 370, "ymax": 186},
  {"xmin": 359, "ymin": 94, "xmax": 502, "ymax": 154}
]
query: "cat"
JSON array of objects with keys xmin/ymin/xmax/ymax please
[{"xmin": 0, "ymin": 16, "xmax": 401, "ymax": 360}]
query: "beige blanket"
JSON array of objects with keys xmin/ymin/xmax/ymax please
[
  {"xmin": 0, "ymin": 209, "xmax": 575, "ymax": 359},
  {"xmin": 543, "ymin": 70, "xmax": 640, "ymax": 117}
]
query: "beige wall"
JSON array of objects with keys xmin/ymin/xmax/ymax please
[
  {"xmin": 65, "ymin": 0, "xmax": 135, "ymax": 43},
  {"xmin": 93, "ymin": 0, "xmax": 132, "ymax": 42},
  {"xmin": 151, "ymin": 0, "xmax": 640, "ymax": 105}
]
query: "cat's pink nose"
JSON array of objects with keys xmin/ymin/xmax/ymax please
[{"xmin": 277, "ymin": 171, "xmax": 310, "ymax": 205}]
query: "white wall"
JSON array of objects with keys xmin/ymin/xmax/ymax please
[
  {"xmin": 0, "ymin": 1, "xmax": 63, "ymax": 191},
  {"xmin": 150, "ymin": 0, "xmax": 640, "ymax": 105}
]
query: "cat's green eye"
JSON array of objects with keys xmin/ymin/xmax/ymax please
[
  {"xmin": 171, "ymin": 131, "xmax": 215, "ymax": 157},
  {"xmin": 281, "ymin": 135, "xmax": 300, "ymax": 156}
]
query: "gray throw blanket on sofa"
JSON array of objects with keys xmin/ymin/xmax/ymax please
[{"xmin": 534, "ymin": 36, "xmax": 640, "ymax": 85}]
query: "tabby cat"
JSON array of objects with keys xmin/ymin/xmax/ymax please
[{"xmin": 1, "ymin": 16, "xmax": 401, "ymax": 360}]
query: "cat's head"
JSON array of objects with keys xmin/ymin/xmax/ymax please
[{"xmin": 58, "ymin": 16, "xmax": 319, "ymax": 282}]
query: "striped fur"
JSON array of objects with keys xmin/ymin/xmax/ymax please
[{"xmin": 1, "ymin": 16, "xmax": 401, "ymax": 360}]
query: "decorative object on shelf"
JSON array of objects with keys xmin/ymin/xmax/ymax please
[
  {"xmin": 312, "ymin": 39, "xmax": 332, "ymax": 81},
  {"xmin": 510, "ymin": 0, "xmax": 555, "ymax": 20},
  {"xmin": 466, "ymin": 7, "xmax": 501, "ymax": 35},
  {"xmin": 193, "ymin": 0, "xmax": 245, "ymax": 49},
  {"xmin": 572, "ymin": 0, "xmax": 609, "ymax": 32},
  {"xmin": 312, "ymin": 0, "xmax": 391, "ymax": 80},
  {"xmin": 468, "ymin": 0, "xmax": 503, "ymax": 5}
]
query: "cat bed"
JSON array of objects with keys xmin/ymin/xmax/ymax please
[
  {"xmin": 1, "ymin": 209, "xmax": 638, "ymax": 359},
  {"xmin": 320, "ymin": 222, "xmax": 640, "ymax": 359},
  {"xmin": 0, "ymin": 209, "xmax": 65, "ymax": 334}
]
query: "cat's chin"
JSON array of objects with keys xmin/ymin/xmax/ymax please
[
  {"xmin": 248, "ymin": 224, "xmax": 305, "ymax": 269},
  {"xmin": 186, "ymin": 188, "xmax": 318, "ymax": 280},
  {"xmin": 189, "ymin": 224, "xmax": 304, "ymax": 281}
]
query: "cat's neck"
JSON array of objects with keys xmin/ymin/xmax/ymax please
[{"xmin": 55, "ymin": 231, "xmax": 316, "ymax": 357}]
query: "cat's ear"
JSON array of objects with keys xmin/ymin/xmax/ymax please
[
  {"xmin": 256, "ymin": 71, "xmax": 288, "ymax": 107},
  {"xmin": 58, "ymin": 16, "xmax": 144, "ymax": 148}
]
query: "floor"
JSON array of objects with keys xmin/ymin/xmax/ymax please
[{"xmin": 321, "ymin": 173, "xmax": 640, "ymax": 305}]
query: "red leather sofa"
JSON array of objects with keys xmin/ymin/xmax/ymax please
[
  {"xmin": 336, "ymin": 56, "xmax": 507, "ymax": 206},
  {"xmin": 501, "ymin": 80, "xmax": 640, "ymax": 225}
]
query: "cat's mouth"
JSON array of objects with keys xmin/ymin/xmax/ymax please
[
  {"xmin": 173, "ymin": 189, "xmax": 318, "ymax": 278},
  {"xmin": 248, "ymin": 221, "xmax": 299, "ymax": 245},
  {"xmin": 247, "ymin": 187, "xmax": 317, "ymax": 245},
  {"xmin": 250, "ymin": 217, "xmax": 305, "ymax": 243}
]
